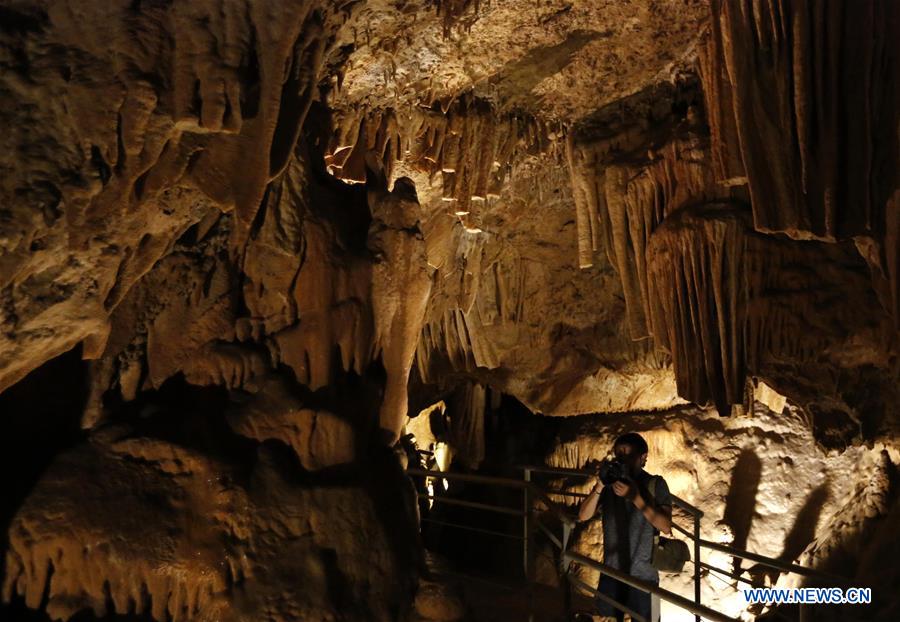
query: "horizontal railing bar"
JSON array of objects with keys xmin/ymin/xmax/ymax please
[
  {"xmin": 564, "ymin": 551, "xmax": 740, "ymax": 622},
  {"xmin": 671, "ymin": 495, "xmax": 704, "ymax": 517},
  {"xmin": 695, "ymin": 560, "xmax": 758, "ymax": 587},
  {"xmin": 421, "ymin": 494, "xmax": 525, "ymax": 517},
  {"xmin": 672, "ymin": 522, "xmax": 694, "ymax": 538},
  {"xmin": 523, "ymin": 465, "xmax": 590, "ymax": 477},
  {"xmin": 595, "ymin": 588, "xmax": 648, "ymax": 622},
  {"xmin": 695, "ymin": 538, "xmax": 849, "ymax": 584},
  {"xmin": 407, "ymin": 468, "xmax": 528, "ymax": 489},
  {"xmin": 420, "ymin": 517, "xmax": 524, "ymax": 540},
  {"xmin": 567, "ymin": 573, "xmax": 595, "ymax": 596},
  {"xmin": 568, "ymin": 575, "xmax": 647, "ymax": 622}
]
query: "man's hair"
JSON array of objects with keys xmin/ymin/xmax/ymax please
[{"xmin": 613, "ymin": 432, "xmax": 649, "ymax": 455}]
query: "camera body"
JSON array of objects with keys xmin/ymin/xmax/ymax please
[{"xmin": 597, "ymin": 458, "xmax": 630, "ymax": 485}]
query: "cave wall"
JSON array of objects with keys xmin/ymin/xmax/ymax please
[
  {"xmin": 0, "ymin": 0, "xmax": 898, "ymax": 620},
  {"xmin": 3, "ymin": 429, "xmax": 418, "ymax": 622},
  {"xmin": 564, "ymin": 1, "xmax": 900, "ymax": 444},
  {"xmin": 545, "ymin": 402, "xmax": 900, "ymax": 621}
]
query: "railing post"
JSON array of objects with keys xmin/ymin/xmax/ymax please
[
  {"xmin": 523, "ymin": 468, "xmax": 530, "ymax": 578},
  {"xmin": 523, "ymin": 467, "xmax": 534, "ymax": 622},
  {"xmin": 562, "ymin": 521, "xmax": 572, "ymax": 618},
  {"xmin": 693, "ymin": 510, "xmax": 701, "ymax": 622}
]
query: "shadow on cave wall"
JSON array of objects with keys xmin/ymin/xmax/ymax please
[
  {"xmin": 747, "ymin": 481, "xmax": 831, "ymax": 588},
  {"xmin": 780, "ymin": 482, "xmax": 830, "ymax": 563},
  {"xmin": 721, "ymin": 448, "xmax": 762, "ymax": 579}
]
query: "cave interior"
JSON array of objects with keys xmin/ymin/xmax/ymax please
[{"xmin": 0, "ymin": 1, "xmax": 898, "ymax": 621}]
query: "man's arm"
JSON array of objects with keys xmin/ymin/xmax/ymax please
[
  {"xmin": 611, "ymin": 480, "xmax": 673, "ymax": 534},
  {"xmin": 634, "ymin": 495, "xmax": 672, "ymax": 535},
  {"xmin": 577, "ymin": 478, "xmax": 602, "ymax": 522}
]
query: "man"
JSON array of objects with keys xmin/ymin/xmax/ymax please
[{"xmin": 577, "ymin": 432, "xmax": 673, "ymax": 622}]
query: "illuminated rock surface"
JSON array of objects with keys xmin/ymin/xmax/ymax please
[{"xmin": 0, "ymin": 0, "xmax": 897, "ymax": 620}]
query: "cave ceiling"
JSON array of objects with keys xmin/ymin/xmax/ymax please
[{"xmin": 0, "ymin": 0, "xmax": 898, "ymax": 450}]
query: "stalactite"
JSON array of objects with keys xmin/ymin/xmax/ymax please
[
  {"xmin": 429, "ymin": 0, "xmax": 482, "ymax": 37},
  {"xmin": 325, "ymin": 97, "xmax": 564, "ymax": 220},
  {"xmin": 646, "ymin": 204, "xmax": 751, "ymax": 415},
  {"xmin": 700, "ymin": 0, "xmax": 899, "ymax": 243},
  {"xmin": 565, "ymin": 132, "xmax": 603, "ymax": 269},
  {"xmin": 414, "ymin": 240, "xmax": 525, "ymax": 384},
  {"xmin": 567, "ymin": 127, "xmax": 732, "ymax": 339},
  {"xmin": 446, "ymin": 382, "xmax": 486, "ymax": 469},
  {"xmin": 647, "ymin": 203, "xmax": 885, "ymax": 417},
  {"xmin": 369, "ymin": 176, "xmax": 434, "ymax": 441},
  {"xmin": 238, "ymin": 153, "xmax": 375, "ymax": 394}
]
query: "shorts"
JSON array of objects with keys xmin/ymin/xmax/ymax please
[{"xmin": 594, "ymin": 574, "xmax": 656, "ymax": 621}]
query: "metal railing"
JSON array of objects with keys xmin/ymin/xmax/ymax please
[
  {"xmin": 525, "ymin": 465, "xmax": 722, "ymax": 622},
  {"xmin": 406, "ymin": 464, "xmax": 846, "ymax": 622}
]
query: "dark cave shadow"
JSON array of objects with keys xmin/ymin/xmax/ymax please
[
  {"xmin": 749, "ymin": 482, "xmax": 831, "ymax": 587},
  {"xmin": 319, "ymin": 547, "xmax": 350, "ymax": 615},
  {"xmin": 722, "ymin": 449, "xmax": 762, "ymax": 579},
  {"xmin": 362, "ymin": 444, "xmax": 420, "ymax": 620},
  {"xmin": 780, "ymin": 482, "xmax": 830, "ymax": 562},
  {"xmin": 0, "ymin": 346, "xmax": 89, "ymax": 609},
  {"xmin": 483, "ymin": 30, "xmax": 601, "ymax": 107},
  {"xmin": 422, "ymin": 392, "xmax": 563, "ymax": 582}
]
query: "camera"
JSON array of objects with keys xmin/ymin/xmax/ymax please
[{"xmin": 597, "ymin": 458, "xmax": 630, "ymax": 485}]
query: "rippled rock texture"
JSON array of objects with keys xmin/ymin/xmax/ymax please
[{"xmin": 1, "ymin": 0, "xmax": 898, "ymax": 620}]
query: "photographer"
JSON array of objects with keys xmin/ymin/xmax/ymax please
[{"xmin": 577, "ymin": 433, "xmax": 672, "ymax": 622}]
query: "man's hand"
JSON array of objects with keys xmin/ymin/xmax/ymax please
[
  {"xmin": 578, "ymin": 474, "xmax": 603, "ymax": 522},
  {"xmin": 612, "ymin": 479, "xmax": 637, "ymax": 501}
]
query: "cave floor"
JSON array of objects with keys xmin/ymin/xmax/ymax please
[{"xmin": 424, "ymin": 551, "xmax": 593, "ymax": 622}]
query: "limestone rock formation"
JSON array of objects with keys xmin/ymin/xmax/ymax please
[
  {"xmin": 0, "ymin": 0, "xmax": 357, "ymax": 395},
  {"xmin": 1, "ymin": 0, "xmax": 898, "ymax": 620},
  {"xmin": 545, "ymin": 402, "xmax": 899, "ymax": 620},
  {"xmin": 2, "ymin": 427, "xmax": 418, "ymax": 622}
]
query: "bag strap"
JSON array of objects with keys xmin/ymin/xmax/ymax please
[
  {"xmin": 648, "ymin": 476, "xmax": 661, "ymax": 545},
  {"xmin": 648, "ymin": 475, "xmax": 659, "ymax": 501}
]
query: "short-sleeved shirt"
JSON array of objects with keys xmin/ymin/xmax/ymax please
[{"xmin": 599, "ymin": 470, "xmax": 671, "ymax": 583}]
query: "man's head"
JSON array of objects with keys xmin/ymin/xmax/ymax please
[{"xmin": 612, "ymin": 432, "xmax": 649, "ymax": 472}]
